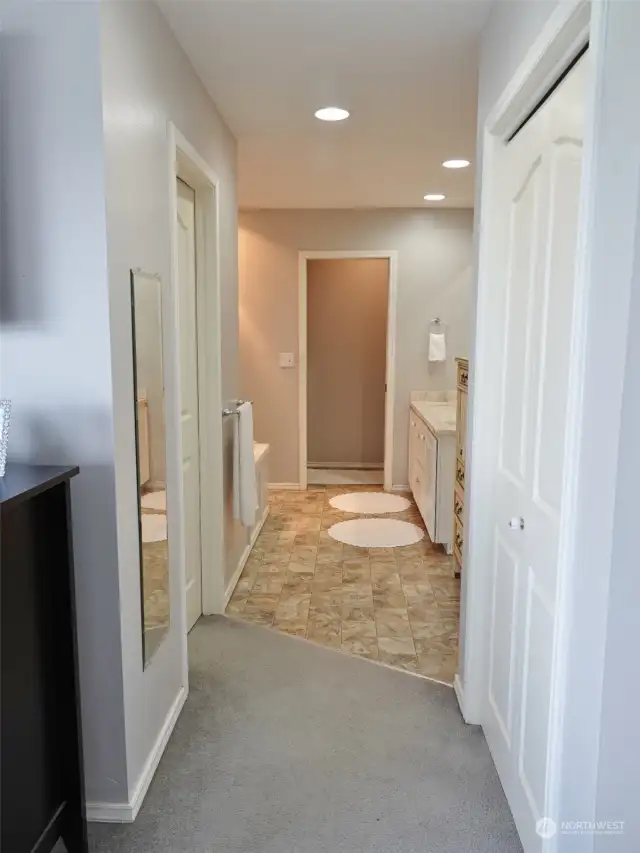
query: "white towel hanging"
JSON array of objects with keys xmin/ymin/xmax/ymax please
[
  {"xmin": 232, "ymin": 402, "xmax": 258, "ymax": 528},
  {"xmin": 428, "ymin": 332, "xmax": 447, "ymax": 362}
]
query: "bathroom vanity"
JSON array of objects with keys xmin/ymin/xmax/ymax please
[{"xmin": 408, "ymin": 393, "xmax": 456, "ymax": 549}]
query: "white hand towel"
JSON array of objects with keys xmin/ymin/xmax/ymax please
[
  {"xmin": 428, "ymin": 332, "xmax": 447, "ymax": 362},
  {"xmin": 232, "ymin": 402, "xmax": 258, "ymax": 528}
]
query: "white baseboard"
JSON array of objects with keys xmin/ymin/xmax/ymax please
[
  {"xmin": 307, "ymin": 462, "xmax": 384, "ymax": 471},
  {"xmin": 87, "ymin": 685, "xmax": 187, "ymax": 823},
  {"xmin": 453, "ymin": 673, "xmax": 467, "ymax": 721},
  {"xmin": 251, "ymin": 506, "xmax": 269, "ymax": 548},
  {"xmin": 224, "ymin": 506, "xmax": 269, "ymax": 607},
  {"xmin": 268, "ymin": 483, "xmax": 301, "ymax": 490},
  {"xmin": 390, "ymin": 484, "xmax": 411, "ymax": 493}
]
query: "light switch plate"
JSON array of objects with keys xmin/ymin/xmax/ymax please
[{"xmin": 278, "ymin": 352, "xmax": 295, "ymax": 368}]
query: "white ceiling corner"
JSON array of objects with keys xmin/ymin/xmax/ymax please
[{"xmin": 158, "ymin": 0, "xmax": 491, "ymax": 209}]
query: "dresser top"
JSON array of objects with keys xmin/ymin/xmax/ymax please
[{"xmin": 0, "ymin": 464, "xmax": 79, "ymax": 508}]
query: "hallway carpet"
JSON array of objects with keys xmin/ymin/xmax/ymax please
[{"xmin": 89, "ymin": 617, "xmax": 522, "ymax": 853}]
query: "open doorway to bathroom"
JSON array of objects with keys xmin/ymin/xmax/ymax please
[
  {"xmin": 299, "ymin": 251, "xmax": 397, "ymax": 491},
  {"xmin": 307, "ymin": 257, "xmax": 387, "ymax": 486},
  {"xmin": 232, "ymin": 219, "xmax": 465, "ymax": 683},
  {"xmin": 168, "ymin": 123, "xmax": 227, "ymax": 636}
]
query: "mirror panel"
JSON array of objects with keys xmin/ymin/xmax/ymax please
[{"xmin": 130, "ymin": 269, "xmax": 170, "ymax": 667}]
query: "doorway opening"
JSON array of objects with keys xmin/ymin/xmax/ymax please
[
  {"xmin": 298, "ymin": 251, "xmax": 398, "ymax": 492},
  {"xmin": 169, "ymin": 125, "xmax": 226, "ymax": 650},
  {"xmin": 175, "ymin": 177, "xmax": 202, "ymax": 632},
  {"xmin": 307, "ymin": 257, "xmax": 388, "ymax": 487}
]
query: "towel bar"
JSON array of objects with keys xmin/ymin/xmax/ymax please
[{"xmin": 222, "ymin": 400, "xmax": 252, "ymax": 417}]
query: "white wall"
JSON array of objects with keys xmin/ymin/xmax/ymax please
[
  {"xmin": 100, "ymin": 0, "xmax": 244, "ymax": 807},
  {"xmin": 593, "ymin": 183, "xmax": 640, "ymax": 850},
  {"xmin": 463, "ymin": 0, "xmax": 640, "ymax": 844},
  {"xmin": 555, "ymin": 2, "xmax": 640, "ymax": 841},
  {"xmin": 0, "ymin": 0, "xmax": 128, "ymax": 803},
  {"xmin": 477, "ymin": 0, "xmax": 561, "ymax": 120},
  {"xmin": 239, "ymin": 209, "xmax": 473, "ymax": 486},
  {"xmin": 1, "ymin": 0, "xmax": 243, "ymax": 814}
]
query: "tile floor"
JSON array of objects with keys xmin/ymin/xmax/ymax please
[
  {"xmin": 141, "ymin": 491, "xmax": 169, "ymax": 661},
  {"xmin": 227, "ymin": 485, "xmax": 460, "ymax": 683}
]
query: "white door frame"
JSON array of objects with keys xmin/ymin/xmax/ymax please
[
  {"xmin": 460, "ymin": 0, "xmax": 640, "ymax": 845},
  {"xmin": 460, "ymin": 0, "xmax": 607, "ymax": 843},
  {"xmin": 168, "ymin": 123, "xmax": 226, "ymax": 652},
  {"xmin": 298, "ymin": 250, "xmax": 398, "ymax": 492},
  {"xmin": 460, "ymin": 0, "xmax": 591, "ymax": 721}
]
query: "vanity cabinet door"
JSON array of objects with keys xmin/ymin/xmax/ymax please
[
  {"xmin": 409, "ymin": 416, "xmax": 422, "ymax": 504},
  {"xmin": 409, "ymin": 413, "xmax": 438, "ymax": 537},
  {"xmin": 422, "ymin": 428, "xmax": 438, "ymax": 539},
  {"xmin": 409, "ymin": 415, "xmax": 421, "ymax": 472}
]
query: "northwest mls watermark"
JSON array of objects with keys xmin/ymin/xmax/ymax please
[{"xmin": 536, "ymin": 818, "xmax": 625, "ymax": 840}]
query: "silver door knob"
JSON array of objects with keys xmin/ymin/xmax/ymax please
[{"xmin": 508, "ymin": 516, "xmax": 525, "ymax": 530}]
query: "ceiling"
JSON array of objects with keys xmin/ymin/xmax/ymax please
[{"xmin": 159, "ymin": 0, "xmax": 491, "ymax": 209}]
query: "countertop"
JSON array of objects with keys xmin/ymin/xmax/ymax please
[{"xmin": 411, "ymin": 400, "xmax": 457, "ymax": 437}]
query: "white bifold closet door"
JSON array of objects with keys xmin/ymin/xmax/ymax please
[{"xmin": 482, "ymin": 54, "xmax": 587, "ymax": 850}]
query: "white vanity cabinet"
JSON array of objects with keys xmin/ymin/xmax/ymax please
[
  {"xmin": 409, "ymin": 413, "xmax": 437, "ymax": 534},
  {"xmin": 408, "ymin": 400, "xmax": 456, "ymax": 548}
]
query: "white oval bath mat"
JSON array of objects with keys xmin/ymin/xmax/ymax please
[
  {"xmin": 141, "ymin": 513, "xmax": 167, "ymax": 543},
  {"xmin": 329, "ymin": 492, "xmax": 410, "ymax": 515},
  {"xmin": 141, "ymin": 490, "xmax": 166, "ymax": 511},
  {"xmin": 328, "ymin": 518, "xmax": 424, "ymax": 548}
]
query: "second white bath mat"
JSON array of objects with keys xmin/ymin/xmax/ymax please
[
  {"xmin": 327, "ymin": 518, "xmax": 424, "ymax": 548},
  {"xmin": 141, "ymin": 513, "xmax": 167, "ymax": 543},
  {"xmin": 329, "ymin": 491, "xmax": 410, "ymax": 515},
  {"xmin": 141, "ymin": 490, "xmax": 167, "ymax": 512}
]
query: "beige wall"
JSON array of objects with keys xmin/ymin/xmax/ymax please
[
  {"xmin": 307, "ymin": 258, "xmax": 388, "ymax": 467},
  {"xmin": 239, "ymin": 208, "xmax": 473, "ymax": 486}
]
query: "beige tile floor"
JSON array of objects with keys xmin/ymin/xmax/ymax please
[
  {"xmin": 141, "ymin": 495, "xmax": 170, "ymax": 662},
  {"xmin": 227, "ymin": 485, "xmax": 460, "ymax": 683}
]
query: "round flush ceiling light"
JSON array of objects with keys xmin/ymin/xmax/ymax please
[
  {"xmin": 314, "ymin": 107, "xmax": 350, "ymax": 122},
  {"xmin": 442, "ymin": 159, "xmax": 470, "ymax": 169},
  {"xmin": 424, "ymin": 193, "xmax": 445, "ymax": 201}
]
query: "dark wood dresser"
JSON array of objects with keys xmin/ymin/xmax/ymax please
[{"xmin": 1, "ymin": 465, "xmax": 88, "ymax": 853}]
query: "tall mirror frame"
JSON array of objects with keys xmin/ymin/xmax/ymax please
[{"xmin": 130, "ymin": 268, "xmax": 171, "ymax": 667}]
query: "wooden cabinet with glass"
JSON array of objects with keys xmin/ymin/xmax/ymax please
[{"xmin": 453, "ymin": 358, "xmax": 469, "ymax": 576}]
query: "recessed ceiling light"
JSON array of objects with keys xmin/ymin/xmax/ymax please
[
  {"xmin": 315, "ymin": 107, "xmax": 350, "ymax": 122},
  {"xmin": 442, "ymin": 159, "xmax": 470, "ymax": 169},
  {"xmin": 424, "ymin": 194, "xmax": 446, "ymax": 201}
]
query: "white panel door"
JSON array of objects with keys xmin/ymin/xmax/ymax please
[
  {"xmin": 176, "ymin": 178, "xmax": 202, "ymax": 632},
  {"xmin": 483, "ymin": 56, "xmax": 587, "ymax": 850}
]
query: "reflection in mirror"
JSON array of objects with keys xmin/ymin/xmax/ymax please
[{"xmin": 130, "ymin": 269, "xmax": 170, "ymax": 667}]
